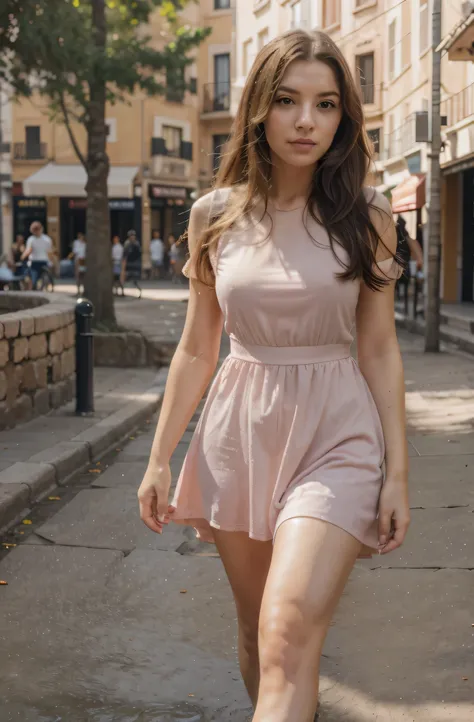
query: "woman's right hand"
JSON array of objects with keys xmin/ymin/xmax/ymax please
[{"xmin": 138, "ymin": 461, "xmax": 172, "ymax": 534}]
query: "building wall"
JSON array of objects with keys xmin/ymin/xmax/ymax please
[{"xmin": 10, "ymin": 1, "xmax": 234, "ymax": 263}]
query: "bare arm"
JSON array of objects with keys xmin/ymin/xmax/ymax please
[
  {"xmin": 138, "ymin": 194, "xmax": 223, "ymax": 533},
  {"xmin": 356, "ymin": 192, "xmax": 410, "ymax": 554}
]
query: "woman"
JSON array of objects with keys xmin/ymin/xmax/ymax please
[
  {"xmin": 111, "ymin": 235, "xmax": 124, "ymax": 295},
  {"xmin": 138, "ymin": 30, "xmax": 409, "ymax": 721}
]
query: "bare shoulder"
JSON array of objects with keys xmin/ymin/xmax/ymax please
[
  {"xmin": 363, "ymin": 186, "xmax": 392, "ymax": 218},
  {"xmin": 190, "ymin": 187, "xmax": 232, "ymax": 225},
  {"xmin": 363, "ymin": 186, "xmax": 396, "ymax": 257}
]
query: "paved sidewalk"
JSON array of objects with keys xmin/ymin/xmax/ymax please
[
  {"xmin": 0, "ymin": 324, "xmax": 472, "ymax": 721},
  {"xmin": 0, "ymin": 366, "xmax": 166, "ymax": 532}
]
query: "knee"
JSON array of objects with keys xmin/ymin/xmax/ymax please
[
  {"xmin": 259, "ymin": 602, "xmax": 324, "ymax": 679},
  {"xmin": 239, "ymin": 615, "xmax": 259, "ymax": 658}
]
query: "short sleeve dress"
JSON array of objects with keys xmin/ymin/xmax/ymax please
[{"xmin": 170, "ymin": 188, "xmax": 401, "ymax": 557}]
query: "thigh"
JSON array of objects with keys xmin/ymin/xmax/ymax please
[
  {"xmin": 213, "ymin": 530, "xmax": 272, "ymax": 632},
  {"xmin": 260, "ymin": 518, "xmax": 361, "ymax": 635}
]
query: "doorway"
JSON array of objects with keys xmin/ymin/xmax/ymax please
[{"xmin": 462, "ymin": 168, "xmax": 474, "ymax": 302}]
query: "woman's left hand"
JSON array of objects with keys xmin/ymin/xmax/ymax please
[{"xmin": 378, "ymin": 478, "xmax": 410, "ymax": 554}]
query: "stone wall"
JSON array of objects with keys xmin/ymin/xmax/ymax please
[{"xmin": 0, "ymin": 293, "xmax": 76, "ymax": 430}]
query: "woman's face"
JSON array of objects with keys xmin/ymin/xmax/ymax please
[{"xmin": 264, "ymin": 59, "xmax": 343, "ymax": 171}]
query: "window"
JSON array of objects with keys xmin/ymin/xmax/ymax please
[
  {"xmin": 105, "ymin": 118, "xmax": 117, "ymax": 143},
  {"xmin": 214, "ymin": 53, "xmax": 231, "ymax": 110},
  {"xmin": 166, "ymin": 67, "xmax": 185, "ymax": 103},
  {"xmin": 356, "ymin": 53, "xmax": 374, "ymax": 104},
  {"xmin": 291, "ymin": 1, "xmax": 302, "ymax": 28},
  {"xmin": 257, "ymin": 28, "xmax": 269, "ymax": 50},
  {"xmin": 212, "ymin": 134, "xmax": 228, "ymax": 173},
  {"xmin": 25, "ymin": 126, "xmax": 41, "ymax": 158},
  {"xmin": 214, "ymin": 0, "xmax": 230, "ymax": 8},
  {"xmin": 367, "ymin": 128, "xmax": 380, "ymax": 156},
  {"xmin": 420, "ymin": 1, "xmax": 430, "ymax": 54},
  {"xmin": 242, "ymin": 39, "xmax": 253, "ymax": 76},
  {"xmin": 162, "ymin": 125, "xmax": 183, "ymax": 158},
  {"xmin": 388, "ymin": 19, "xmax": 397, "ymax": 80},
  {"xmin": 322, "ymin": 0, "xmax": 341, "ymax": 28}
]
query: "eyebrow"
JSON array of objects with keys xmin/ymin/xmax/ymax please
[{"xmin": 277, "ymin": 85, "xmax": 340, "ymax": 99}]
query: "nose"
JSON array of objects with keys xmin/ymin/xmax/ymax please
[{"xmin": 295, "ymin": 102, "xmax": 316, "ymax": 132}]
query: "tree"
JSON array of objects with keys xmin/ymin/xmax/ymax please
[
  {"xmin": 0, "ymin": 0, "xmax": 210, "ymax": 327},
  {"xmin": 425, "ymin": 0, "xmax": 442, "ymax": 351}
]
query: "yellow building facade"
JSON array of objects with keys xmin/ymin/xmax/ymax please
[
  {"xmin": 9, "ymin": 0, "xmax": 233, "ymax": 268},
  {"xmin": 233, "ymin": 0, "xmax": 474, "ymax": 306}
]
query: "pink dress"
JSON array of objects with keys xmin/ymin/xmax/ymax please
[{"xmin": 170, "ymin": 188, "xmax": 401, "ymax": 557}]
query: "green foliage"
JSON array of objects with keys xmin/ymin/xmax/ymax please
[{"xmin": 0, "ymin": 0, "xmax": 210, "ymax": 125}]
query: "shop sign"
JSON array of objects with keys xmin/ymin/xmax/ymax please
[
  {"xmin": 149, "ymin": 184, "xmax": 187, "ymax": 200},
  {"xmin": 17, "ymin": 198, "xmax": 47, "ymax": 208},
  {"xmin": 67, "ymin": 199, "xmax": 135, "ymax": 210},
  {"xmin": 109, "ymin": 199, "xmax": 135, "ymax": 210}
]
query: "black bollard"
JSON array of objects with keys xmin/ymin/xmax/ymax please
[{"xmin": 75, "ymin": 297, "xmax": 95, "ymax": 415}]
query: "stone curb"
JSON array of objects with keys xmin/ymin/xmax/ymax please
[
  {"xmin": 395, "ymin": 316, "xmax": 474, "ymax": 356},
  {"xmin": 0, "ymin": 379, "xmax": 165, "ymax": 533}
]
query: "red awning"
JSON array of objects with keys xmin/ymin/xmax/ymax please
[{"xmin": 391, "ymin": 174, "xmax": 426, "ymax": 213}]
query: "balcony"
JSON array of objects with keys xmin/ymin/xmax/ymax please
[
  {"xmin": 13, "ymin": 142, "xmax": 47, "ymax": 161},
  {"xmin": 384, "ymin": 114, "xmax": 419, "ymax": 162},
  {"xmin": 202, "ymin": 82, "xmax": 231, "ymax": 116},
  {"xmin": 150, "ymin": 137, "xmax": 193, "ymax": 181},
  {"xmin": 441, "ymin": 83, "xmax": 474, "ymax": 128}
]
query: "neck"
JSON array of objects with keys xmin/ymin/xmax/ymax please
[{"xmin": 269, "ymin": 159, "xmax": 314, "ymax": 208}]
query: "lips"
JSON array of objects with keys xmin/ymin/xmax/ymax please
[{"xmin": 290, "ymin": 139, "xmax": 316, "ymax": 147}]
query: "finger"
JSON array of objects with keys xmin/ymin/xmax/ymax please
[
  {"xmin": 157, "ymin": 497, "xmax": 170, "ymax": 519},
  {"xmin": 380, "ymin": 524, "xmax": 408, "ymax": 555},
  {"xmin": 378, "ymin": 510, "xmax": 393, "ymax": 547},
  {"xmin": 138, "ymin": 498, "xmax": 163, "ymax": 535}
]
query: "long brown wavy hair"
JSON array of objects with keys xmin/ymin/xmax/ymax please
[{"xmin": 188, "ymin": 29, "xmax": 398, "ymax": 291}]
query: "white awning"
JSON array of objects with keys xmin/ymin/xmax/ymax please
[{"xmin": 23, "ymin": 163, "xmax": 139, "ymax": 198}]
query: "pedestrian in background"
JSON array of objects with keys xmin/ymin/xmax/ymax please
[
  {"xmin": 122, "ymin": 230, "xmax": 142, "ymax": 298},
  {"xmin": 395, "ymin": 215, "xmax": 423, "ymax": 315},
  {"xmin": 72, "ymin": 232, "xmax": 87, "ymax": 296},
  {"xmin": 169, "ymin": 234, "xmax": 186, "ymax": 283},
  {"xmin": 21, "ymin": 222, "xmax": 54, "ymax": 290},
  {"xmin": 111, "ymin": 235, "xmax": 124, "ymax": 296},
  {"xmin": 150, "ymin": 229, "xmax": 165, "ymax": 280},
  {"xmin": 138, "ymin": 29, "xmax": 409, "ymax": 722}
]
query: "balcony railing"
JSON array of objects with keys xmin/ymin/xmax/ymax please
[
  {"xmin": 384, "ymin": 114, "xmax": 418, "ymax": 161},
  {"xmin": 202, "ymin": 82, "xmax": 231, "ymax": 114},
  {"xmin": 441, "ymin": 83, "xmax": 474, "ymax": 128},
  {"xmin": 13, "ymin": 142, "xmax": 47, "ymax": 161},
  {"xmin": 151, "ymin": 137, "xmax": 193, "ymax": 161}
]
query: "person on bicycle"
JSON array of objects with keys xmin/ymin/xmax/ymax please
[{"xmin": 22, "ymin": 222, "xmax": 54, "ymax": 290}]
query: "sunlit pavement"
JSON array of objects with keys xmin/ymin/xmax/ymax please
[
  {"xmin": 0, "ymin": 284, "xmax": 473, "ymax": 720},
  {"xmin": 53, "ymin": 278, "xmax": 190, "ymax": 303}
]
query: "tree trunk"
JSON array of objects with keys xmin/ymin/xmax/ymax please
[
  {"xmin": 425, "ymin": 0, "xmax": 442, "ymax": 352},
  {"xmin": 84, "ymin": 0, "xmax": 115, "ymax": 328}
]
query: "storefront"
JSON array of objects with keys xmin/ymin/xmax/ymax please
[
  {"xmin": 148, "ymin": 185, "xmax": 192, "ymax": 242},
  {"xmin": 60, "ymin": 197, "xmax": 140, "ymax": 258},
  {"xmin": 13, "ymin": 196, "xmax": 48, "ymax": 241},
  {"xmin": 22, "ymin": 162, "xmax": 140, "ymax": 258}
]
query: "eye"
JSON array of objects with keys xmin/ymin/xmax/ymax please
[
  {"xmin": 275, "ymin": 96, "xmax": 294, "ymax": 105},
  {"xmin": 318, "ymin": 100, "xmax": 337, "ymax": 110}
]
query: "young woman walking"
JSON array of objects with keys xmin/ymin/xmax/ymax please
[{"xmin": 138, "ymin": 30, "xmax": 410, "ymax": 722}]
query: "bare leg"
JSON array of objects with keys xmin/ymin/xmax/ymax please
[
  {"xmin": 253, "ymin": 518, "xmax": 361, "ymax": 722},
  {"xmin": 213, "ymin": 530, "xmax": 272, "ymax": 707}
]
